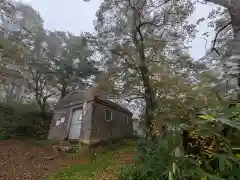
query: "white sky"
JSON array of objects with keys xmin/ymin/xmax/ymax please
[{"xmin": 20, "ymin": 0, "xmax": 217, "ymax": 60}]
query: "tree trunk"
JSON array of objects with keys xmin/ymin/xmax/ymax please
[
  {"xmin": 138, "ymin": 45, "xmax": 157, "ymax": 139},
  {"xmin": 40, "ymin": 104, "xmax": 46, "ymax": 117},
  {"xmin": 230, "ymin": 18, "xmax": 240, "ymax": 100},
  {"xmin": 60, "ymin": 81, "xmax": 67, "ymax": 99},
  {"xmin": 37, "ymin": 99, "xmax": 46, "ymax": 117},
  {"xmin": 132, "ymin": 33, "xmax": 157, "ymax": 138},
  {"xmin": 129, "ymin": 4, "xmax": 158, "ymax": 139}
]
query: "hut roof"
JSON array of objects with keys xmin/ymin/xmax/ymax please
[
  {"xmin": 55, "ymin": 90, "xmax": 88, "ymax": 109},
  {"xmin": 55, "ymin": 88, "xmax": 132, "ymax": 115}
]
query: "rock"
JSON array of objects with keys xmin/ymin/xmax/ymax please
[{"xmin": 44, "ymin": 156, "xmax": 57, "ymax": 161}]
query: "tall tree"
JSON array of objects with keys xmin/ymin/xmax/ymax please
[
  {"xmin": 19, "ymin": 4, "xmax": 58, "ymax": 114},
  {"xmin": 95, "ymin": 0, "xmax": 196, "ymax": 138},
  {"xmin": 6, "ymin": 4, "xmax": 57, "ymax": 113},
  {"xmin": 205, "ymin": 0, "xmax": 240, "ymax": 100},
  {"xmin": 0, "ymin": 0, "xmax": 16, "ymax": 34},
  {"xmin": 0, "ymin": 1, "xmax": 27, "ymax": 83},
  {"xmin": 46, "ymin": 31, "xmax": 99, "ymax": 98}
]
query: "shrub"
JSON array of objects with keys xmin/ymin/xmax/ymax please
[
  {"xmin": 118, "ymin": 136, "xmax": 183, "ymax": 180},
  {"xmin": 0, "ymin": 102, "xmax": 52, "ymax": 139},
  {"xmin": 119, "ymin": 104, "xmax": 240, "ymax": 180},
  {"xmin": 119, "ymin": 135, "xmax": 240, "ymax": 179}
]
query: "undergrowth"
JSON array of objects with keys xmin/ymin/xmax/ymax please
[
  {"xmin": 49, "ymin": 140, "xmax": 135, "ymax": 180},
  {"xmin": 0, "ymin": 102, "xmax": 52, "ymax": 140}
]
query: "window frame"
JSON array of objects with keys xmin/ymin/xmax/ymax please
[{"xmin": 104, "ymin": 109, "xmax": 112, "ymax": 121}]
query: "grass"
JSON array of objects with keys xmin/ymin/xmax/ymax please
[{"xmin": 49, "ymin": 139, "xmax": 136, "ymax": 180}]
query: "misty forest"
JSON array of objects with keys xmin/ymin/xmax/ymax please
[{"xmin": 1, "ymin": 0, "xmax": 240, "ymax": 179}]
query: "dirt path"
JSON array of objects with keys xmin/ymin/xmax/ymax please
[{"xmin": 0, "ymin": 140, "xmax": 84, "ymax": 180}]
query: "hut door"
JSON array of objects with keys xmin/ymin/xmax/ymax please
[{"xmin": 69, "ymin": 108, "xmax": 82, "ymax": 140}]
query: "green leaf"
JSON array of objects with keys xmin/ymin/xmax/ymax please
[
  {"xmin": 218, "ymin": 156, "xmax": 225, "ymax": 171},
  {"xmin": 205, "ymin": 173, "xmax": 226, "ymax": 180},
  {"xmin": 225, "ymin": 159, "xmax": 233, "ymax": 169},
  {"xmin": 199, "ymin": 115, "xmax": 215, "ymax": 120},
  {"xmin": 168, "ymin": 171, "xmax": 173, "ymax": 180}
]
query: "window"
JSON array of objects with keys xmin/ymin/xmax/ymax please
[
  {"xmin": 105, "ymin": 109, "xmax": 112, "ymax": 121},
  {"xmin": 125, "ymin": 115, "xmax": 129, "ymax": 124}
]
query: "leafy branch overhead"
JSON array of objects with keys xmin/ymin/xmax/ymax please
[
  {"xmin": 0, "ymin": 3, "xmax": 100, "ymax": 113},
  {"xmin": 94, "ymin": 0, "xmax": 200, "ymax": 138},
  {"xmin": 46, "ymin": 31, "xmax": 100, "ymax": 98}
]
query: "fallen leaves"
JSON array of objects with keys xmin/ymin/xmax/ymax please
[{"xmin": 0, "ymin": 140, "xmax": 85, "ymax": 180}]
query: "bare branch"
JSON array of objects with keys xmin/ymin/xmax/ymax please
[
  {"xmin": 211, "ymin": 21, "xmax": 232, "ymax": 56},
  {"xmin": 197, "ymin": 0, "xmax": 208, "ymax": 4},
  {"xmin": 43, "ymin": 93, "xmax": 54, "ymax": 100},
  {"xmin": 138, "ymin": 21, "xmax": 159, "ymax": 29},
  {"xmin": 125, "ymin": 96, "xmax": 145, "ymax": 103},
  {"xmin": 159, "ymin": 0, "xmax": 171, "ymax": 6},
  {"xmin": 110, "ymin": 49, "xmax": 139, "ymax": 70}
]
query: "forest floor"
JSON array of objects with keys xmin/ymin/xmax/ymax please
[{"xmin": 0, "ymin": 140, "xmax": 135, "ymax": 180}]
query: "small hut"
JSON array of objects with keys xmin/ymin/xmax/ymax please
[{"xmin": 48, "ymin": 88, "xmax": 133, "ymax": 144}]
